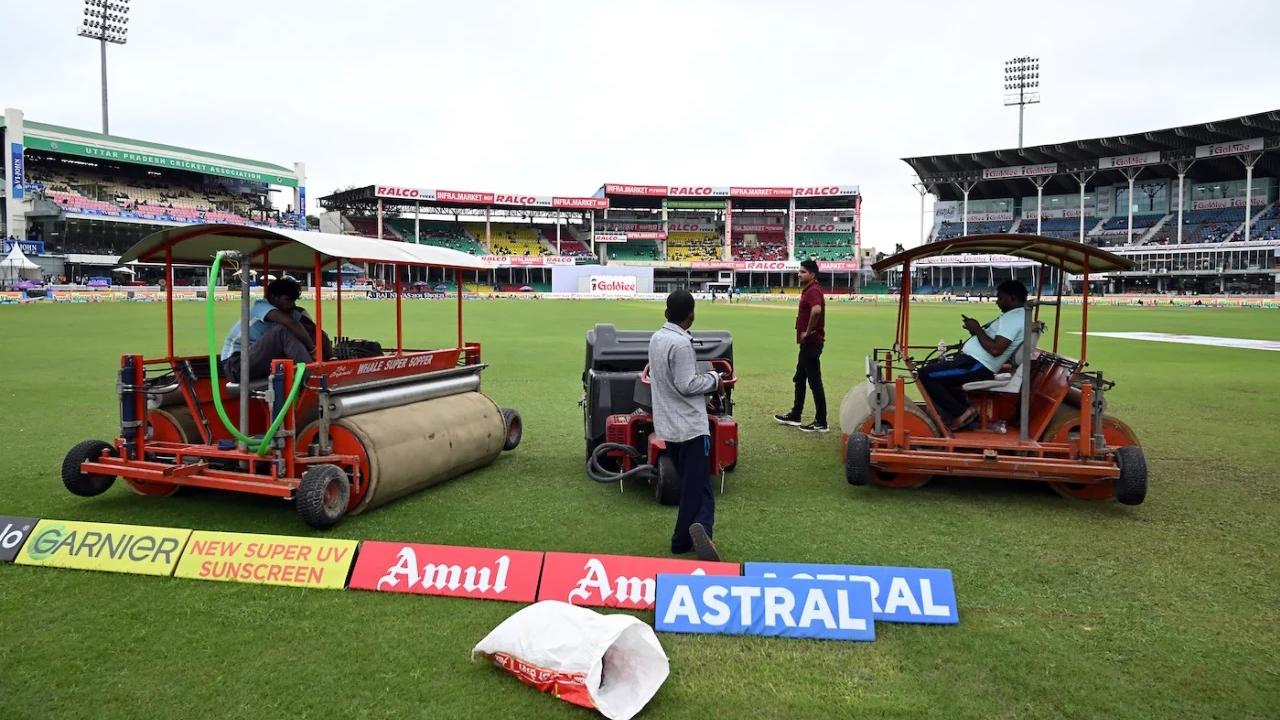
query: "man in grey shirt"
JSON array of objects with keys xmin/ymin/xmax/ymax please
[{"xmin": 649, "ymin": 290, "xmax": 724, "ymax": 561}]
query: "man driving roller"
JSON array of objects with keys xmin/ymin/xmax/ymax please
[
  {"xmin": 220, "ymin": 277, "xmax": 332, "ymax": 383},
  {"xmin": 918, "ymin": 279, "xmax": 1028, "ymax": 430}
]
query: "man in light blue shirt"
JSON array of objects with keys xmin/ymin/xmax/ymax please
[
  {"xmin": 220, "ymin": 278, "xmax": 331, "ymax": 382},
  {"xmin": 918, "ymin": 280, "xmax": 1028, "ymax": 430}
]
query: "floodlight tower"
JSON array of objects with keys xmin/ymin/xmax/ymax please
[
  {"xmin": 1003, "ymin": 56, "xmax": 1040, "ymax": 150},
  {"xmin": 79, "ymin": 0, "xmax": 131, "ymax": 134}
]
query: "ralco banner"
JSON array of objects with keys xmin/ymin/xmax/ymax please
[
  {"xmin": 537, "ymin": 551, "xmax": 740, "ymax": 610},
  {"xmin": 349, "ymin": 541, "xmax": 543, "ymax": 602}
]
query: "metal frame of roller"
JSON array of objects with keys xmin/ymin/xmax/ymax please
[
  {"xmin": 841, "ymin": 235, "xmax": 1148, "ymax": 505},
  {"xmin": 61, "ymin": 224, "xmax": 522, "ymax": 528}
]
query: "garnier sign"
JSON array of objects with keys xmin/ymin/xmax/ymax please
[{"xmin": 24, "ymin": 136, "xmax": 298, "ymax": 187}]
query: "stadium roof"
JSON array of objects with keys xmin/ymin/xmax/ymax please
[
  {"xmin": 904, "ymin": 109, "xmax": 1280, "ymax": 201},
  {"xmin": 3, "ymin": 118, "xmax": 298, "ymax": 186},
  {"xmin": 118, "ymin": 224, "xmax": 491, "ymax": 271},
  {"xmin": 320, "ymin": 185, "xmax": 609, "ymax": 212},
  {"xmin": 600, "ymin": 183, "xmax": 861, "ymax": 211}
]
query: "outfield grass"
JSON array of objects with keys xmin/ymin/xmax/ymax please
[{"xmin": 0, "ymin": 298, "xmax": 1277, "ymax": 719}]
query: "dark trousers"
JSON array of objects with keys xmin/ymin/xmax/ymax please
[
  {"xmin": 918, "ymin": 353, "xmax": 994, "ymax": 420},
  {"xmin": 791, "ymin": 342, "xmax": 827, "ymax": 424},
  {"xmin": 669, "ymin": 435, "xmax": 715, "ymax": 555},
  {"xmin": 222, "ymin": 324, "xmax": 331, "ymax": 382}
]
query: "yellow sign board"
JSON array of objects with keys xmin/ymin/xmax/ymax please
[
  {"xmin": 175, "ymin": 530, "xmax": 357, "ymax": 590},
  {"xmin": 16, "ymin": 519, "xmax": 191, "ymax": 576}
]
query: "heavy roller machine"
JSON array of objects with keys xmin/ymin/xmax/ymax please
[
  {"xmin": 61, "ymin": 224, "xmax": 522, "ymax": 528},
  {"xmin": 840, "ymin": 235, "xmax": 1148, "ymax": 505}
]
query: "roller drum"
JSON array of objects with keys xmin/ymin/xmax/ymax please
[
  {"xmin": 328, "ymin": 374, "xmax": 481, "ymax": 419},
  {"xmin": 302, "ymin": 391, "xmax": 505, "ymax": 514}
]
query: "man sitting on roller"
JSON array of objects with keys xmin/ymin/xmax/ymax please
[
  {"xmin": 918, "ymin": 279, "xmax": 1028, "ymax": 430},
  {"xmin": 220, "ymin": 277, "xmax": 332, "ymax": 383}
]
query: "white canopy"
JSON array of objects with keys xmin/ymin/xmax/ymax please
[
  {"xmin": 118, "ymin": 223, "xmax": 492, "ymax": 271},
  {"xmin": 1, "ymin": 242, "xmax": 42, "ymax": 284}
]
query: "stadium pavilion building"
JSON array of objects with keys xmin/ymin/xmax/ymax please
[
  {"xmin": 903, "ymin": 109, "xmax": 1280, "ymax": 296},
  {"xmin": 2, "ymin": 107, "xmax": 305, "ymax": 282}
]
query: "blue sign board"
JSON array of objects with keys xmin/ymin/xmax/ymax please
[
  {"xmin": 655, "ymin": 573, "xmax": 876, "ymax": 642},
  {"xmin": 744, "ymin": 562, "xmax": 958, "ymax": 625},
  {"xmin": 9, "ymin": 143, "xmax": 24, "ymax": 200},
  {"xmin": 3, "ymin": 240, "xmax": 43, "ymax": 255}
]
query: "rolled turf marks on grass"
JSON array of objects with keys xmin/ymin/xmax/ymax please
[{"xmin": 1074, "ymin": 332, "xmax": 1280, "ymax": 352}]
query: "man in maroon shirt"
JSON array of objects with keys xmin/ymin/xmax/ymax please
[{"xmin": 775, "ymin": 259, "xmax": 828, "ymax": 432}]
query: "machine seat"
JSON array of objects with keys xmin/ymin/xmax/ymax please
[{"xmin": 963, "ymin": 364, "xmax": 1023, "ymax": 393}]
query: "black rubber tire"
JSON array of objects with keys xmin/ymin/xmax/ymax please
[
  {"xmin": 62, "ymin": 440, "xmax": 117, "ymax": 497},
  {"xmin": 500, "ymin": 408, "xmax": 523, "ymax": 451},
  {"xmin": 655, "ymin": 454, "xmax": 681, "ymax": 506},
  {"xmin": 296, "ymin": 464, "xmax": 350, "ymax": 529},
  {"xmin": 1115, "ymin": 446, "xmax": 1148, "ymax": 506},
  {"xmin": 845, "ymin": 432, "xmax": 871, "ymax": 486}
]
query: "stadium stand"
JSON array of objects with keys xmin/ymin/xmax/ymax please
[
  {"xmin": 606, "ymin": 240, "xmax": 661, "ymax": 261},
  {"xmin": 794, "ymin": 232, "xmax": 856, "ymax": 260},
  {"xmin": 25, "ymin": 155, "xmax": 282, "ymax": 227},
  {"xmin": 347, "ymin": 216, "xmax": 398, "ymax": 240},
  {"xmin": 1247, "ymin": 204, "xmax": 1280, "ymax": 241},
  {"xmin": 666, "ymin": 232, "xmax": 723, "ymax": 261},
  {"xmin": 935, "ymin": 220, "xmax": 1013, "ymax": 240},
  {"xmin": 536, "ymin": 225, "xmax": 592, "ymax": 257},
  {"xmin": 732, "ymin": 231, "xmax": 787, "ymax": 261},
  {"xmin": 471, "ymin": 223, "xmax": 549, "ymax": 256},
  {"xmin": 1178, "ymin": 208, "xmax": 1247, "ymax": 244},
  {"xmin": 1019, "ymin": 216, "xmax": 1094, "ymax": 239},
  {"xmin": 384, "ymin": 219, "xmax": 486, "ymax": 254}
]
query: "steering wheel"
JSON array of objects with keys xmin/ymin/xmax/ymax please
[{"xmin": 640, "ymin": 360, "xmax": 736, "ymax": 389}]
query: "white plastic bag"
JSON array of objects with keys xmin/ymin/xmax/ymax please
[{"xmin": 472, "ymin": 600, "xmax": 670, "ymax": 720}]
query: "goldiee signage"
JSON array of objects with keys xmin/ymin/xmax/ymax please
[
  {"xmin": 1098, "ymin": 151, "xmax": 1161, "ymax": 170},
  {"xmin": 349, "ymin": 541, "xmax": 543, "ymax": 602},
  {"xmin": 537, "ymin": 551, "xmax": 740, "ymax": 610},
  {"xmin": 174, "ymin": 530, "xmax": 357, "ymax": 590},
  {"xmin": 745, "ymin": 562, "xmax": 959, "ymax": 624},
  {"xmin": 0, "ymin": 515, "xmax": 38, "ymax": 562},
  {"xmin": 655, "ymin": 573, "xmax": 876, "ymax": 642},
  {"xmin": 589, "ymin": 275, "xmax": 638, "ymax": 298},
  {"xmin": 1195, "ymin": 137, "xmax": 1263, "ymax": 159},
  {"xmin": 16, "ymin": 519, "xmax": 190, "ymax": 576},
  {"xmin": 23, "ymin": 136, "xmax": 297, "ymax": 187},
  {"xmin": 1192, "ymin": 197, "xmax": 1265, "ymax": 210},
  {"xmin": 981, "ymin": 163, "xmax": 1057, "ymax": 180}
]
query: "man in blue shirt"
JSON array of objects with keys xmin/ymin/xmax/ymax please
[
  {"xmin": 220, "ymin": 278, "xmax": 332, "ymax": 383},
  {"xmin": 648, "ymin": 290, "xmax": 725, "ymax": 561},
  {"xmin": 918, "ymin": 280, "xmax": 1028, "ymax": 430}
]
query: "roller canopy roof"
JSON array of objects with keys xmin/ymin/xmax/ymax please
[
  {"xmin": 872, "ymin": 234, "xmax": 1133, "ymax": 274},
  {"xmin": 118, "ymin": 224, "xmax": 492, "ymax": 271}
]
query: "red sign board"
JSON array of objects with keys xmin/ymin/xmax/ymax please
[
  {"xmin": 435, "ymin": 190, "xmax": 497, "ymax": 204},
  {"xmin": 349, "ymin": 541, "xmax": 544, "ymax": 603},
  {"xmin": 537, "ymin": 551, "xmax": 739, "ymax": 610},
  {"xmin": 604, "ymin": 183, "xmax": 669, "ymax": 197},
  {"xmin": 552, "ymin": 196, "xmax": 609, "ymax": 210},
  {"xmin": 730, "ymin": 186, "xmax": 794, "ymax": 199}
]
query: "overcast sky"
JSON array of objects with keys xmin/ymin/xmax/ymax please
[{"xmin": 4, "ymin": 0, "xmax": 1279, "ymax": 249}]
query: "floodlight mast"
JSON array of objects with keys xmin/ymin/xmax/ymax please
[
  {"xmin": 1003, "ymin": 56, "xmax": 1040, "ymax": 150},
  {"xmin": 78, "ymin": 0, "xmax": 131, "ymax": 134}
]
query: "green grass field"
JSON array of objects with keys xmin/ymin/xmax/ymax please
[{"xmin": 1, "ymin": 298, "xmax": 1277, "ymax": 719}]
